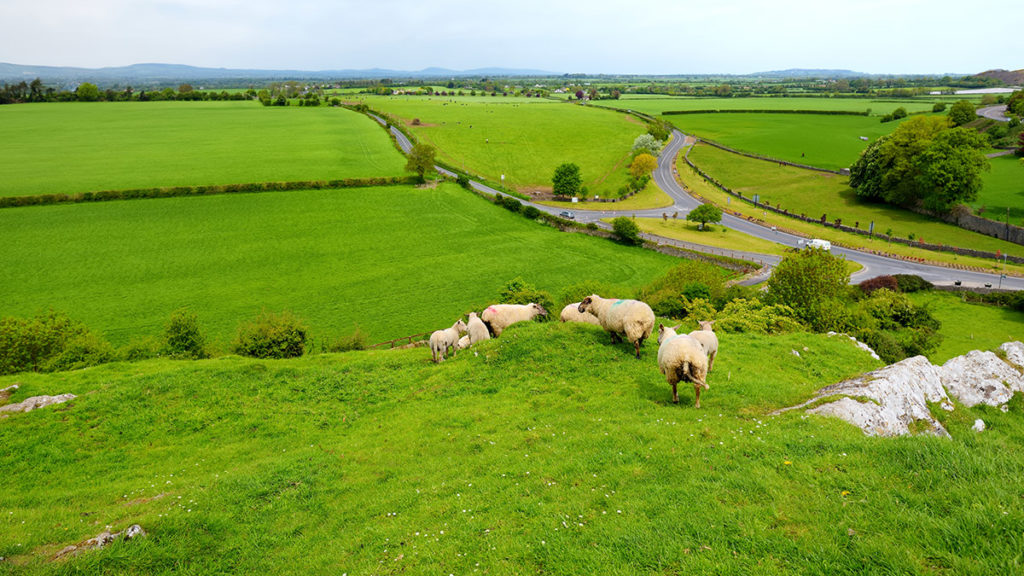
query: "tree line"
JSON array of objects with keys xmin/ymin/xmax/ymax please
[{"xmin": 0, "ymin": 79, "xmax": 257, "ymax": 105}]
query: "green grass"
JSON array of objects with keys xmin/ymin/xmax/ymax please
[
  {"xmin": 685, "ymin": 144, "xmax": 1024, "ymax": 261},
  {"xmin": 602, "ymin": 95, "xmax": 942, "ymax": 117},
  {"xmin": 0, "ymin": 182, "xmax": 679, "ymax": 348},
  {"xmin": 358, "ymin": 96, "xmax": 645, "ymax": 197},
  {"xmin": 664, "ymin": 113, "xmax": 910, "ymax": 170},
  {"xmin": 972, "ymin": 154, "xmax": 1024, "ymax": 226},
  {"xmin": 538, "ymin": 179, "xmax": 674, "ymax": 211},
  {"xmin": 3, "ymin": 319, "xmax": 1024, "ymax": 574},
  {"xmin": 0, "ymin": 102, "xmax": 408, "ymax": 197},
  {"xmin": 908, "ymin": 290, "xmax": 1024, "ymax": 364}
]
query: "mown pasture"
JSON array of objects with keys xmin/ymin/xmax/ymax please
[
  {"xmin": 356, "ymin": 96, "xmax": 644, "ymax": 197},
  {"xmin": 0, "ymin": 182, "xmax": 679, "ymax": 348},
  {"xmin": 973, "ymin": 153, "xmax": 1024, "ymax": 226},
  {"xmin": 0, "ymin": 101, "xmax": 407, "ymax": 197},
  {"xmin": 3, "ymin": 319, "xmax": 1024, "ymax": 574},
  {"xmin": 909, "ymin": 290, "xmax": 1024, "ymax": 363},
  {"xmin": 599, "ymin": 95, "xmax": 943, "ymax": 117},
  {"xmin": 684, "ymin": 144, "xmax": 1024, "ymax": 261}
]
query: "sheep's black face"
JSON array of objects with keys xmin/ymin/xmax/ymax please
[
  {"xmin": 578, "ymin": 297, "xmax": 592, "ymax": 314},
  {"xmin": 533, "ymin": 303, "xmax": 548, "ymax": 316}
]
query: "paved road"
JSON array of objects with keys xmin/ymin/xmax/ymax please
[
  {"xmin": 373, "ymin": 114, "xmax": 1024, "ymax": 290},
  {"xmin": 977, "ymin": 105, "xmax": 1010, "ymax": 122}
]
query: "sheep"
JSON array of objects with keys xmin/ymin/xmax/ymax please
[
  {"xmin": 456, "ymin": 335, "xmax": 472, "ymax": 351},
  {"xmin": 577, "ymin": 294, "xmax": 655, "ymax": 359},
  {"xmin": 657, "ymin": 324, "xmax": 709, "ymax": 408},
  {"xmin": 480, "ymin": 303, "xmax": 548, "ymax": 337},
  {"xmin": 466, "ymin": 311, "xmax": 491, "ymax": 345},
  {"xmin": 429, "ymin": 319, "xmax": 467, "ymax": 363},
  {"xmin": 688, "ymin": 320, "xmax": 719, "ymax": 372},
  {"xmin": 559, "ymin": 302, "xmax": 602, "ymax": 325}
]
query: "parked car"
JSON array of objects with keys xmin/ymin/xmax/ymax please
[{"xmin": 559, "ymin": 210, "xmax": 575, "ymax": 220}]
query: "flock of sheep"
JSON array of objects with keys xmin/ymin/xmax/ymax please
[{"xmin": 428, "ymin": 295, "xmax": 719, "ymax": 408}]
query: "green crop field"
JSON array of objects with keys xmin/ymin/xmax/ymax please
[
  {"xmin": 685, "ymin": 144, "xmax": 1024, "ymax": 259},
  {"xmin": 0, "ymin": 102, "xmax": 407, "ymax": 197},
  {"xmin": 0, "ymin": 183, "xmax": 679, "ymax": 348},
  {"xmin": 972, "ymin": 154, "xmax": 1024, "ymax": 226},
  {"xmin": 665, "ymin": 113, "xmax": 910, "ymax": 170},
  {"xmin": 357, "ymin": 96, "xmax": 645, "ymax": 197},
  {"xmin": 3, "ymin": 316, "xmax": 1024, "ymax": 574},
  {"xmin": 602, "ymin": 95, "xmax": 942, "ymax": 117}
]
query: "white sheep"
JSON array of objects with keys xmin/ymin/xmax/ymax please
[
  {"xmin": 577, "ymin": 294, "xmax": 655, "ymax": 359},
  {"xmin": 559, "ymin": 303, "xmax": 602, "ymax": 325},
  {"xmin": 480, "ymin": 303, "xmax": 548, "ymax": 337},
  {"xmin": 429, "ymin": 319, "xmax": 468, "ymax": 363},
  {"xmin": 657, "ymin": 324, "xmax": 710, "ymax": 407},
  {"xmin": 688, "ymin": 320, "xmax": 719, "ymax": 372},
  {"xmin": 466, "ymin": 311, "xmax": 491, "ymax": 345},
  {"xmin": 456, "ymin": 335, "xmax": 472, "ymax": 351}
]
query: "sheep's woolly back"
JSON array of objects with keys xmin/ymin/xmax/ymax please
[
  {"xmin": 657, "ymin": 329, "xmax": 708, "ymax": 388},
  {"xmin": 429, "ymin": 319, "xmax": 467, "ymax": 362},
  {"xmin": 480, "ymin": 304, "xmax": 547, "ymax": 337},
  {"xmin": 688, "ymin": 329, "xmax": 719, "ymax": 372},
  {"xmin": 560, "ymin": 303, "xmax": 601, "ymax": 325},
  {"xmin": 580, "ymin": 295, "xmax": 654, "ymax": 344},
  {"xmin": 467, "ymin": 312, "xmax": 490, "ymax": 344}
]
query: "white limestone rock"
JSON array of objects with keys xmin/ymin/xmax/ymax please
[
  {"xmin": 1000, "ymin": 341, "xmax": 1024, "ymax": 370},
  {"xmin": 0, "ymin": 394, "xmax": 75, "ymax": 414},
  {"xmin": 972, "ymin": 419, "xmax": 986, "ymax": 432},
  {"xmin": 941, "ymin": 350, "xmax": 1023, "ymax": 407}
]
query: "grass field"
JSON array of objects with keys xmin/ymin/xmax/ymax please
[
  {"xmin": 684, "ymin": 144, "xmax": 1024, "ymax": 262},
  {"xmin": 600, "ymin": 95, "xmax": 943, "ymax": 117},
  {"xmin": 357, "ymin": 96, "xmax": 644, "ymax": 197},
  {"xmin": 631, "ymin": 217, "xmax": 794, "ymax": 258},
  {"xmin": 665, "ymin": 113, "xmax": 909, "ymax": 170},
  {"xmin": 538, "ymin": 179, "xmax": 674, "ymax": 211},
  {"xmin": 3, "ymin": 317, "xmax": 1023, "ymax": 574},
  {"xmin": 0, "ymin": 182, "xmax": 680, "ymax": 348},
  {"xmin": 0, "ymin": 102, "xmax": 407, "ymax": 197},
  {"xmin": 972, "ymin": 153, "xmax": 1024, "ymax": 226},
  {"xmin": 908, "ymin": 291, "xmax": 1024, "ymax": 364}
]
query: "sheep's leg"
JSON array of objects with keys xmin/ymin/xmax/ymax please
[
  {"xmin": 708, "ymin": 351, "xmax": 716, "ymax": 372},
  {"xmin": 694, "ymin": 383, "xmax": 702, "ymax": 408},
  {"xmin": 671, "ymin": 382, "xmax": 679, "ymax": 404},
  {"xmin": 633, "ymin": 337, "xmax": 644, "ymax": 359},
  {"xmin": 610, "ymin": 332, "xmax": 621, "ymax": 344}
]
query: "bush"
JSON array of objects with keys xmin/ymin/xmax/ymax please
[
  {"xmin": 893, "ymin": 274, "xmax": 934, "ymax": 293},
  {"xmin": 45, "ymin": 332, "xmax": 116, "ymax": 372},
  {"xmin": 522, "ymin": 205, "xmax": 541, "ymax": 219},
  {"xmin": 163, "ymin": 309, "xmax": 208, "ymax": 359},
  {"xmin": 611, "ymin": 216, "xmax": 642, "ymax": 246},
  {"xmin": 714, "ymin": 298, "xmax": 804, "ymax": 334},
  {"xmin": 498, "ymin": 277, "xmax": 553, "ymax": 319},
  {"xmin": 858, "ymin": 275, "xmax": 899, "ymax": 295},
  {"xmin": 501, "ymin": 196, "xmax": 522, "ymax": 213},
  {"xmin": 559, "ymin": 281, "xmax": 619, "ymax": 309},
  {"xmin": 639, "ymin": 260, "xmax": 727, "ymax": 305},
  {"xmin": 932, "ymin": 102, "xmax": 947, "ymax": 113},
  {"xmin": 232, "ymin": 311, "xmax": 308, "ymax": 359},
  {"xmin": 456, "ymin": 173, "xmax": 471, "ymax": 189},
  {"xmin": 330, "ymin": 325, "xmax": 368, "ymax": 352},
  {"xmin": 767, "ymin": 249, "xmax": 849, "ymax": 331},
  {"xmin": 0, "ymin": 311, "xmax": 95, "ymax": 375},
  {"xmin": 119, "ymin": 336, "xmax": 163, "ymax": 362}
]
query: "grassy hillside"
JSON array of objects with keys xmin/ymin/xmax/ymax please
[
  {"xmin": 358, "ymin": 96, "xmax": 644, "ymax": 196},
  {"xmin": 0, "ymin": 102, "xmax": 407, "ymax": 197},
  {"xmin": 973, "ymin": 154, "xmax": 1024, "ymax": 226},
  {"xmin": 3, "ymin": 322, "xmax": 1023, "ymax": 574},
  {"xmin": 0, "ymin": 183, "xmax": 679, "ymax": 347}
]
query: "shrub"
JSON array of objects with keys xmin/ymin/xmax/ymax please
[
  {"xmin": 893, "ymin": 274, "xmax": 934, "ymax": 293},
  {"xmin": 45, "ymin": 332, "xmax": 116, "ymax": 372},
  {"xmin": 498, "ymin": 277, "xmax": 553, "ymax": 319},
  {"xmin": 932, "ymin": 102, "xmax": 947, "ymax": 113},
  {"xmin": 639, "ymin": 260, "xmax": 727, "ymax": 305},
  {"xmin": 163, "ymin": 309, "xmax": 208, "ymax": 359},
  {"xmin": 892, "ymin": 107, "xmax": 908, "ymax": 120},
  {"xmin": 767, "ymin": 249, "xmax": 849, "ymax": 332},
  {"xmin": 119, "ymin": 336, "xmax": 163, "ymax": 362},
  {"xmin": 714, "ymin": 298, "xmax": 804, "ymax": 334},
  {"xmin": 611, "ymin": 216, "xmax": 642, "ymax": 246},
  {"xmin": 0, "ymin": 311, "xmax": 93, "ymax": 375},
  {"xmin": 456, "ymin": 173, "xmax": 471, "ymax": 189},
  {"xmin": 232, "ymin": 311, "xmax": 308, "ymax": 359},
  {"xmin": 522, "ymin": 205, "xmax": 541, "ymax": 219},
  {"xmin": 331, "ymin": 325, "xmax": 368, "ymax": 352},
  {"xmin": 559, "ymin": 281, "xmax": 619, "ymax": 309},
  {"xmin": 858, "ymin": 275, "xmax": 899, "ymax": 295},
  {"xmin": 501, "ymin": 196, "xmax": 522, "ymax": 213}
]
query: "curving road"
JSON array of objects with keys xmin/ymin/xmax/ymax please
[
  {"xmin": 977, "ymin": 105, "xmax": 1010, "ymax": 122},
  {"xmin": 372, "ymin": 113, "xmax": 1023, "ymax": 290}
]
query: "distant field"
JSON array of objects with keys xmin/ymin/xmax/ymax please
[
  {"xmin": 357, "ymin": 95, "xmax": 644, "ymax": 196},
  {"xmin": 0, "ymin": 183, "xmax": 679, "ymax": 347},
  {"xmin": 601, "ymin": 95, "xmax": 941, "ymax": 117},
  {"xmin": 665, "ymin": 113, "xmax": 909, "ymax": 170},
  {"xmin": 972, "ymin": 154, "xmax": 1024, "ymax": 225},
  {"xmin": 909, "ymin": 291, "xmax": 1024, "ymax": 364},
  {"xmin": 0, "ymin": 101, "xmax": 407, "ymax": 197},
  {"xmin": 683, "ymin": 144, "xmax": 1024, "ymax": 260}
]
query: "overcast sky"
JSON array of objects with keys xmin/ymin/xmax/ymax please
[{"xmin": 1, "ymin": 0, "xmax": 1020, "ymax": 75}]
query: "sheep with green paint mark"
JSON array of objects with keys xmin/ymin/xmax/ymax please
[{"xmin": 578, "ymin": 294, "xmax": 655, "ymax": 359}]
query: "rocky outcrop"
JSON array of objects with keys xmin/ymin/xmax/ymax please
[
  {"xmin": 780, "ymin": 341, "xmax": 1024, "ymax": 437},
  {"xmin": 0, "ymin": 394, "xmax": 75, "ymax": 414},
  {"xmin": 55, "ymin": 524, "xmax": 146, "ymax": 560}
]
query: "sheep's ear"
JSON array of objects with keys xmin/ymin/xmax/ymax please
[{"xmin": 671, "ymin": 325, "xmax": 680, "ymax": 331}]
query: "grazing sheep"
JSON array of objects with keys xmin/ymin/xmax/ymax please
[
  {"xmin": 456, "ymin": 335, "xmax": 472, "ymax": 351},
  {"xmin": 577, "ymin": 295, "xmax": 655, "ymax": 359},
  {"xmin": 466, "ymin": 312, "xmax": 491, "ymax": 345},
  {"xmin": 429, "ymin": 319, "xmax": 468, "ymax": 363},
  {"xmin": 480, "ymin": 303, "xmax": 548, "ymax": 337},
  {"xmin": 657, "ymin": 324, "xmax": 709, "ymax": 407},
  {"xmin": 688, "ymin": 320, "xmax": 719, "ymax": 372},
  {"xmin": 560, "ymin": 303, "xmax": 602, "ymax": 325}
]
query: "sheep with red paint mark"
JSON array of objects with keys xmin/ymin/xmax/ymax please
[
  {"xmin": 577, "ymin": 295, "xmax": 655, "ymax": 359},
  {"xmin": 480, "ymin": 303, "xmax": 548, "ymax": 337}
]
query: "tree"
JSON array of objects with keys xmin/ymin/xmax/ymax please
[
  {"xmin": 629, "ymin": 153, "xmax": 658, "ymax": 180},
  {"xmin": 75, "ymin": 82, "xmax": 100, "ymax": 102},
  {"xmin": 574, "ymin": 89, "xmax": 584, "ymax": 100},
  {"xmin": 1008, "ymin": 89, "xmax": 1024, "ymax": 116},
  {"xmin": 948, "ymin": 99, "xmax": 975, "ymax": 126},
  {"xmin": 632, "ymin": 133, "xmax": 663, "ymax": 157},
  {"xmin": 612, "ymin": 216, "xmax": 642, "ymax": 246},
  {"xmin": 914, "ymin": 127, "xmax": 989, "ymax": 212},
  {"xmin": 849, "ymin": 116, "xmax": 950, "ymax": 205},
  {"xmin": 686, "ymin": 204, "xmax": 723, "ymax": 230},
  {"xmin": 767, "ymin": 249, "xmax": 850, "ymax": 332},
  {"xmin": 405, "ymin": 143, "xmax": 436, "ymax": 182},
  {"xmin": 552, "ymin": 163, "xmax": 582, "ymax": 197}
]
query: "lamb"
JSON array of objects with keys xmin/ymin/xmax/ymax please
[
  {"xmin": 559, "ymin": 303, "xmax": 602, "ymax": 325},
  {"xmin": 688, "ymin": 320, "xmax": 719, "ymax": 372},
  {"xmin": 456, "ymin": 335, "xmax": 472, "ymax": 351},
  {"xmin": 466, "ymin": 312, "xmax": 491, "ymax": 344},
  {"xmin": 429, "ymin": 319, "xmax": 468, "ymax": 363},
  {"xmin": 577, "ymin": 294, "xmax": 655, "ymax": 359},
  {"xmin": 480, "ymin": 303, "xmax": 548, "ymax": 337},
  {"xmin": 657, "ymin": 324, "xmax": 710, "ymax": 408}
]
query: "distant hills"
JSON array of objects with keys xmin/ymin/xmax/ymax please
[{"xmin": 973, "ymin": 69, "xmax": 1024, "ymax": 86}]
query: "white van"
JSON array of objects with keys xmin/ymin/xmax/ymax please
[{"xmin": 802, "ymin": 238, "xmax": 831, "ymax": 251}]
